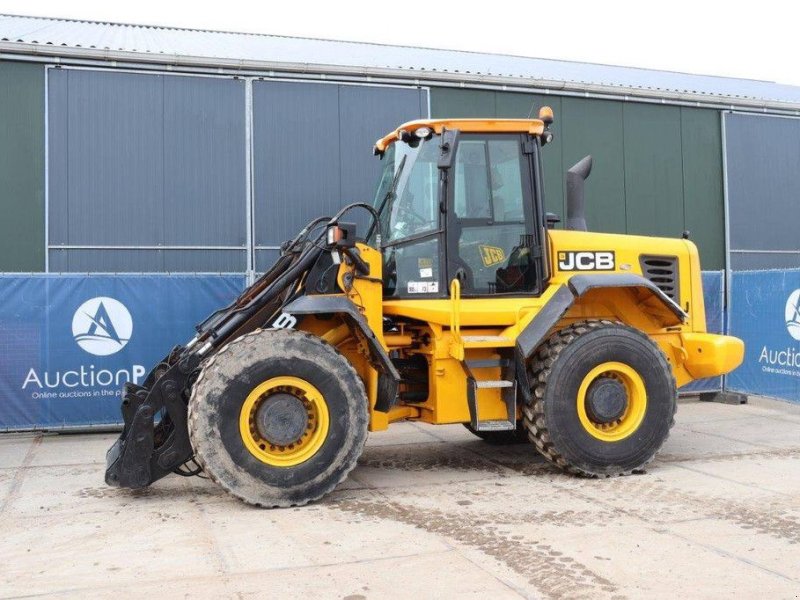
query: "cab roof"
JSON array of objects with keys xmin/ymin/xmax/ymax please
[{"xmin": 374, "ymin": 118, "xmax": 546, "ymax": 153}]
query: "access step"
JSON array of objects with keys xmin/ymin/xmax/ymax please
[
  {"xmin": 462, "ymin": 353, "xmax": 518, "ymax": 433},
  {"xmin": 460, "ymin": 335, "xmax": 515, "ymax": 348},
  {"xmin": 473, "ymin": 419, "xmax": 516, "ymax": 432},
  {"xmin": 472, "ymin": 419, "xmax": 517, "ymax": 431},
  {"xmin": 475, "ymin": 380, "xmax": 514, "ymax": 389}
]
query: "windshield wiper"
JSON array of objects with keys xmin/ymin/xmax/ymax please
[{"xmin": 367, "ymin": 154, "xmax": 407, "ymax": 243}]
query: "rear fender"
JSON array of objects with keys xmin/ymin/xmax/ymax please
[{"xmin": 515, "ymin": 274, "xmax": 687, "ymax": 394}]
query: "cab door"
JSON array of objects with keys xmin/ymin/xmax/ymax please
[{"xmin": 446, "ymin": 134, "xmax": 543, "ymax": 296}]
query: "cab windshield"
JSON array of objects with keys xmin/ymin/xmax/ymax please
[{"xmin": 372, "ymin": 137, "xmax": 440, "ymax": 245}]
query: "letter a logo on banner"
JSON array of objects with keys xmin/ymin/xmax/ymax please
[
  {"xmin": 786, "ymin": 289, "xmax": 800, "ymax": 342},
  {"xmin": 72, "ymin": 297, "xmax": 133, "ymax": 356}
]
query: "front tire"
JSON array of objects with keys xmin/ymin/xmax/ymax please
[
  {"xmin": 523, "ymin": 320, "xmax": 676, "ymax": 476},
  {"xmin": 188, "ymin": 329, "xmax": 368, "ymax": 507}
]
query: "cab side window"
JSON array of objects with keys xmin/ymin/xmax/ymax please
[
  {"xmin": 450, "ymin": 136, "xmax": 536, "ymax": 295},
  {"xmin": 454, "ymin": 139, "xmax": 525, "ymax": 222}
]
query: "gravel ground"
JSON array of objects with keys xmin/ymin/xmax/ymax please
[{"xmin": 1, "ymin": 395, "xmax": 799, "ymax": 599}]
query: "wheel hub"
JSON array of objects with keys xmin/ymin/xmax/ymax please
[
  {"xmin": 240, "ymin": 376, "xmax": 329, "ymax": 467},
  {"xmin": 255, "ymin": 393, "xmax": 309, "ymax": 446},
  {"xmin": 585, "ymin": 377, "xmax": 627, "ymax": 424}
]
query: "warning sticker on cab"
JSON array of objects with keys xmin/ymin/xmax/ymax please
[{"xmin": 408, "ymin": 281, "xmax": 439, "ymax": 294}]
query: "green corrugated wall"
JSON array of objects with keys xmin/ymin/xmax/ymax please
[
  {"xmin": 430, "ymin": 88, "xmax": 725, "ymax": 269},
  {"xmin": 0, "ymin": 61, "xmax": 44, "ymax": 272}
]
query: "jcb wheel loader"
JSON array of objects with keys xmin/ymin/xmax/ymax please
[{"xmin": 105, "ymin": 108, "xmax": 744, "ymax": 507}]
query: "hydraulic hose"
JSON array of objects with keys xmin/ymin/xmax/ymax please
[{"xmin": 196, "ymin": 243, "xmax": 324, "ymax": 353}]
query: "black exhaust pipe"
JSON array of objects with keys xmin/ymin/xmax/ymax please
[{"xmin": 566, "ymin": 155, "xmax": 592, "ymax": 232}]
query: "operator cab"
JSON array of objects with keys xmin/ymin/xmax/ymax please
[{"xmin": 371, "ymin": 115, "xmax": 553, "ymax": 299}]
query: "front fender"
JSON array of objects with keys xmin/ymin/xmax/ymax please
[{"xmin": 283, "ymin": 294, "xmax": 400, "ymax": 412}]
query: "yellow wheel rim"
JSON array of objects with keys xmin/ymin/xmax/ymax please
[
  {"xmin": 576, "ymin": 361, "xmax": 647, "ymax": 442},
  {"xmin": 239, "ymin": 376, "xmax": 330, "ymax": 467}
]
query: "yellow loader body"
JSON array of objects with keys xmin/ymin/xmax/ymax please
[
  {"xmin": 106, "ymin": 110, "xmax": 744, "ymax": 508},
  {"xmin": 301, "ymin": 229, "xmax": 743, "ymax": 431}
]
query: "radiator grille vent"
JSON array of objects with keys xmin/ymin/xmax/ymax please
[{"xmin": 639, "ymin": 255, "xmax": 680, "ymax": 301}]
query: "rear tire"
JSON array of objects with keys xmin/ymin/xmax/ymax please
[
  {"xmin": 523, "ymin": 320, "xmax": 676, "ymax": 476},
  {"xmin": 188, "ymin": 328, "xmax": 368, "ymax": 507},
  {"xmin": 463, "ymin": 422, "xmax": 529, "ymax": 445}
]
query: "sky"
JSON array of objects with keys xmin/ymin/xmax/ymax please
[{"xmin": 3, "ymin": 0, "xmax": 800, "ymax": 86}]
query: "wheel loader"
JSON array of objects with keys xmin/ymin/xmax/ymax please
[{"xmin": 105, "ymin": 107, "xmax": 744, "ymax": 507}]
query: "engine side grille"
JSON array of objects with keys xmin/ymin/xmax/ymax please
[{"xmin": 639, "ymin": 255, "xmax": 680, "ymax": 301}]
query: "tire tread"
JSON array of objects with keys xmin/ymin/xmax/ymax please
[
  {"xmin": 522, "ymin": 319, "xmax": 677, "ymax": 477},
  {"xmin": 188, "ymin": 328, "xmax": 368, "ymax": 508}
]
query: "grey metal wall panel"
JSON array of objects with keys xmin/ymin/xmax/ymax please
[
  {"xmin": 731, "ymin": 253, "xmax": 800, "ymax": 270},
  {"xmin": 725, "ymin": 113, "xmax": 800, "ymax": 271},
  {"xmin": 49, "ymin": 249, "xmax": 163, "ymax": 272},
  {"xmin": 48, "ymin": 68, "xmax": 247, "ymax": 272},
  {"xmin": 49, "ymin": 249, "xmax": 245, "ymax": 272},
  {"xmin": 163, "ymin": 76, "xmax": 247, "ymax": 246},
  {"xmin": 50, "ymin": 69, "xmax": 165, "ymax": 246},
  {"xmin": 253, "ymin": 81, "xmax": 341, "ymax": 247},
  {"xmin": 163, "ymin": 250, "xmax": 246, "ymax": 272},
  {"xmin": 253, "ymin": 81, "xmax": 425, "ymax": 247}
]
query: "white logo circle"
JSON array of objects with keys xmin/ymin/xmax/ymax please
[
  {"xmin": 72, "ymin": 297, "xmax": 133, "ymax": 356},
  {"xmin": 785, "ymin": 289, "xmax": 800, "ymax": 342}
]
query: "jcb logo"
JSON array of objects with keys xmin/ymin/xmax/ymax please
[
  {"xmin": 479, "ymin": 245, "xmax": 506, "ymax": 267},
  {"xmin": 558, "ymin": 251, "xmax": 615, "ymax": 271}
]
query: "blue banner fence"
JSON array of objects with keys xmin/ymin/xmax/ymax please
[
  {"xmin": 726, "ymin": 269, "xmax": 800, "ymax": 403},
  {"xmin": 0, "ymin": 275, "xmax": 244, "ymax": 430},
  {"xmin": 0, "ymin": 269, "xmax": 794, "ymax": 431}
]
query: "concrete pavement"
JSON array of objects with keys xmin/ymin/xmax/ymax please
[{"xmin": 1, "ymin": 396, "xmax": 799, "ymax": 599}]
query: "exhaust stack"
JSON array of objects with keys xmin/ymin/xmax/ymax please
[{"xmin": 566, "ymin": 155, "xmax": 592, "ymax": 232}]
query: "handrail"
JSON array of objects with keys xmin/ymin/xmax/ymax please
[{"xmin": 449, "ymin": 278, "xmax": 462, "ymax": 346}]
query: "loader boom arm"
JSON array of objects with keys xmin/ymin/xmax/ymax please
[{"xmin": 105, "ymin": 208, "xmax": 373, "ymax": 489}]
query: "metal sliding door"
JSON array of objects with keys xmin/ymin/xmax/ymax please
[
  {"xmin": 47, "ymin": 68, "xmax": 248, "ymax": 272},
  {"xmin": 724, "ymin": 112, "xmax": 800, "ymax": 270}
]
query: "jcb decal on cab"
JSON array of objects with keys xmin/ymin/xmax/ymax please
[
  {"xmin": 558, "ymin": 251, "xmax": 615, "ymax": 271},
  {"xmin": 479, "ymin": 245, "xmax": 506, "ymax": 267}
]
